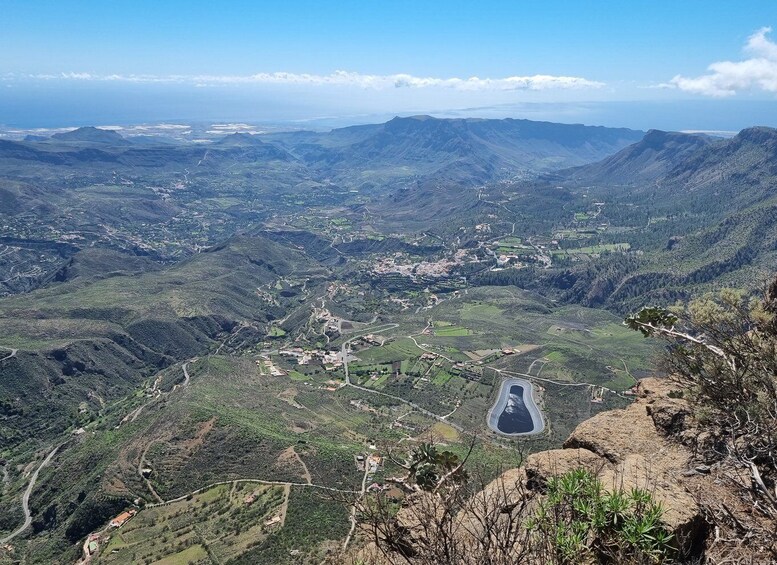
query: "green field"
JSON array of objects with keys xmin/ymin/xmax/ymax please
[
  {"xmin": 101, "ymin": 482, "xmax": 286, "ymax": 564},
  {"xmin": 553, "ymin": 243, "xmax": 631, "ymax": 255},
  {"xmin": 268, "ymin": 326, "xmax": 287, "ymax": 337},
  {"xmin": 433, "ymin": 325, "xmax": 473, "ymax": 336}
]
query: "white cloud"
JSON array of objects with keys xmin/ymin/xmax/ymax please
[
  {"xmin": 668, "ymin": 27, "xmax": 777, "ymax": 96},
  {"xmin": 16, "ymin": 70, "xmax": 603, "ymax": 91},
  {"xmin": 746, "ymin": 26, "xmax": 777, "ymax": 60}
]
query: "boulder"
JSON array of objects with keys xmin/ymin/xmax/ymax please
[
  {"xmin": 523, "ymin": 448, "xmax": 604, "ymax": 489},
  {"xmin": 485, "ymin": 378, "xmax": 706, "ymax": 553}
]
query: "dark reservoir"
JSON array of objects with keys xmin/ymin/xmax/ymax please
[{"xmin": 496, "ymin": 384, "xmax": 535, "ymax": 434}]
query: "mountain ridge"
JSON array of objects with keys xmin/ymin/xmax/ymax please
[
  {"xmin": 51, "ymin": 126, "xmax": 131, "ymax": 145},
  {"xmin": 553, "ymin": 129, "xmax": 715, "ymax": 185},
  {"xmin": 278, "ymin": 115, "xmax": 646, "ymax": 175}
]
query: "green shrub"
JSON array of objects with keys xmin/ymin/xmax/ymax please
[
  {"xmin": 527, "ymin": 468, "xmax": 673, "ymax": 564},
  {"xmin": 626, "ymin": 281, "xmax": 777, "ymax": 514}
]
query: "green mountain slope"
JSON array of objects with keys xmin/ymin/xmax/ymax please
[
  {"xmin": 557, "ymin": 129, "xmax": 714, "ymax": 185},
  {"xmin": 270, "ymin": 115, "xmax": 644, "ymax": 185},
  {"xmin": 0, "ymin": 236, "xmax": 327, "ymax": 451},
  {"xmin": 505, "ymin": 126, "xmax": 777, "ymax": 312}
]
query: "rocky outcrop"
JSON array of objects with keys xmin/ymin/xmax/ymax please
[
  {"xmin": 560, "ymin": 379, "xmax": 701, "ymax": 533},
  {"xmin": 358, "ymin": 377, "xmax": 774, "ymax": 564},
  {"xmin": 493, "ymin": 377, "xmax": 708, "ymax": 555}
]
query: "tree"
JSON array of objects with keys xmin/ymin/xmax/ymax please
[
  {"xmin": 352, "ymin": 460, "xmax": 672, "ymax": 565},
  {"xmin": 625, "ymin": 280, "xmax": 777, "ymax": 520},
  {"xmin": 353, "ymin": 457, "xmax": 533, "ymax": 565}
]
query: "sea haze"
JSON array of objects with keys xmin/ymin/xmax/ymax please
[{"xmin": 2, "ymin": 82, "xmax": 777, "ymax": 131}]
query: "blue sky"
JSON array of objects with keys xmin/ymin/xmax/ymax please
[{"xmin": 2, "ymin": 0, "xmax": 777, "ymax": 129}]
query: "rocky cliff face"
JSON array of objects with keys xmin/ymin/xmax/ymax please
[
  {"xmin": 480, "ymin": 377, "xmax": 775, "ymax": 562},
  {"xmin": 355, "ymin": 377, "xmax": 774, "ymax": 564},
  {"xmin": 521, "ymin": 378, "xmax": 706, "ymax": 554}
]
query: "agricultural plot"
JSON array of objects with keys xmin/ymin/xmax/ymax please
[
  {"xmin": 496, "ymin": 236, "xmax": 523, "ymax": 247},
  {"xmin": 552, "ymin": 243, "xmax": 631, "ymax": 255},
  {"xmin": 231, "ymin": 487, "xmax": 351, "ymax": 564},
  {"xmin": 494, "ymin": 236, "xmax": 531, "ymax": 254},
  {"xmin": 268, "ymin": 326, "xmax": 287, "ymax": 337},
  {"xmin": 333, "ymin": 286, "xmax": 656, "ymax": 438},
  {"xmin": 5, "ymin": 283, "xmax": 658, "ymax": 564},
  {"xmin": 354, "ymin": 337, "xmax": 424, "ymax": 363},
  {"xmin": 100, "ymin": 482, "xmax": 286, "ymax": 564},
  {"xmin": 432, "ymin": 322, "xmax": 473, "ymax": 336}
]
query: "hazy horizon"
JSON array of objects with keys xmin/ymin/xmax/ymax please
[
  {"xmin": 2, "ymin": 99, "xmax": 776, "ymax": 135},
  {"xmin": 3, "ymin": 1, "xmax": 777, "ymax": 132}
]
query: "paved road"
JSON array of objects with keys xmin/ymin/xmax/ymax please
[
  {"xmin": 340, "ymin": 324, "xmax": 463, "ymax": 432},
  {"xmin": 181, "ymin": 361, "xmax": 191, "ymax": 387},
  {"xmin": 119, "ymin": 359, "xmax": 197, "ymax": 428},
  {"xmin": 173, "ymin": 358, "xmax": 197, "ymax": 391},
  {"xmin": 407, "ymin": 335, "xmax": 456, "ymax": 363},
  {"xmin": 494, "ymin": 367, "xmax": 627, "ymax": 396},
  {"xmin": 1, "ymin": 445, "xmax": 61, "ymax": 544}
]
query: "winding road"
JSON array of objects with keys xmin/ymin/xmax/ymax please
[
  {"xmin": 340, "ymin": 325, "xmax": 463, "ymax": 432},
  {"xmin": 343, "ymin": 456, "xmax": 371, "ymax": 551},
  {"xmin": 119, "ymin": 359, "xmax": 197, "ymax": 428},
  {"xmin": 0, "ymin": 347, "xmax": 17, "ymax": 362},
  {"xmin": 180, "ymin": 361, "xmax": 192, "ymax": 387},
  {"xmin": 1, "ymin": 445, "xmax": 61, "ymax": 544},
  {"xmin": 407, "ymin": 335, "xmax": 456, "ymax": 363},
  {"xmin": 492, "ymin": 366, "xmax": 631, "ymax": 398}
]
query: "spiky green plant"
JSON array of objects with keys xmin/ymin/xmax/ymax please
[{"xmin": 528, "ymin": 469, "xmax": 673, "ymax": 564}]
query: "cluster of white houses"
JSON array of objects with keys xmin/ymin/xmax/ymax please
[{"xmin": 278, "ymin": 347, "xmax": 345, "ymax": 370}]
